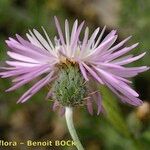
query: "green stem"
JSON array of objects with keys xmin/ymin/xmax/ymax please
[{"xmin": 65, "ymin": 107, "xmax": 84, "ymax": 150}]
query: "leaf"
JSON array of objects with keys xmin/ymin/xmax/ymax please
[{"xmin": 99, "ymin": 85, "xmax": 131, "ymax": 138}]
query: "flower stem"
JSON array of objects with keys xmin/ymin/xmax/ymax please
[{"xmin": 65, "ymin": 107, "xmax": 84, "ymax": 150}]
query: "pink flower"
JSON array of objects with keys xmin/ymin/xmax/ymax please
[{"xmin": 0, "ymin": 17, "xmax": 149, "ymax": 115}]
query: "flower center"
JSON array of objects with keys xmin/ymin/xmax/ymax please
[
  {"xmin": 59, "ymin": 55, "xmax": 76, "ymax": 65},
  {"xmin": 51, "ymin": 62, "xmax": 87, "ymax": 107}
]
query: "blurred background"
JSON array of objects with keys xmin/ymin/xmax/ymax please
[{"xmin": 0, "ymin": 0, "xmax": 150, "ymax": 150}]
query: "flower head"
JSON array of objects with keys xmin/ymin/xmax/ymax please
[{"xmin": 0, "ymin": 17, "xmax": 149, "ymax": 115}]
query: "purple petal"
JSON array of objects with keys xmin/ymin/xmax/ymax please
[
  {"xmin": 86, "ymin": 35, "xmax": 117, "ymax": 60},
  {"xmin": 82, "ymin": 62, "xmax": 104, "ymax": 84},
  {"xmin": 107, "ymin": 43, "xmax": 139, "ymax": 62},
  {"xmin": 41, "ymin": 27, "xmax": 55, "ymax": 50},
  {"xmin": 96, "ymin": 63, "xmax": 124, "ymax": 69},
  {"xmin": 54, "ymin": 16, "xmax": 65, "ymax": 46},
  {"xmin": 92, "ymin": 26, "xmax": 106, "ymax": 49},
  {"xmin": 70, "ymin": 20, "xmax": 78, "ymax": 46},
  {"xmin": 65, "ymin": 19, "xmax": 70, "ymax": 45},
  {"xmin": 86, "ymin": 98, "xmax": 93, "ymax": 115},
  {"xmin": 81, "ymin": 27, "xmax": 89, "ymax": 51},
  {"xmin": 79, "ymin": 63, "xmax": 89, "ymax": 81},
  {"xmin": 16, "ymin": 34, "xmax": 52, "ymax": 56},
  {"xmin": 95, "ymin": 92, "xmax": 102, "ymax": 115},
  {"xmin": 86, "ymin": 27, "xmax": 100, "ymax": 50},
  {"xmin": 100, "ymin": 71, "xmax": 139, "ymax": 97},
  {"xmin": 94, "ymin": 67, "xmax": 119, "ymax": 84},
  {"xmin": 7, "ymin": 51, "xmax": 40, "ymax": 63},
  {"xmin": 17, "ymin": 72, "xmax": 54, "ymax": 103},
  {"xmin": 6, "ymin": 65, "xmax": 51, "ymax": 91},
  {"xmin": 52, "ymin": 101, "xmax": 60, "ymax": 111},
  {"xmin": 0, "ymin": 65, "xmax": 48, "ymax": 78},
  {"xmin": 12, "ymin": 65, "xmax": 51, "ymax": 82},
  {"xmin": 46, "ymin": 90, "xmax": 53, "ymax": 100},
  {"xmin": 113, "ymin": 52, "xmax": 146, "ymax": 65},
  {"xmin": 106, "ymin": 66, "xmax": 149, "ymax": 78},
  {"xmin": 6, "ymin": 61, "xmax": 41, "ymax": 68},
  {"xmin": 6, "ymin": 40, "xmax": 52, "ymax": 62},
  {"xmin": 71, "ymin": 21, "xmax": 84, "ymax": 56},
  {"xmin": 107, "ymin": 36, "xmax": 132, "ymax": 53},
  {"xmin": 105, "ymin": 81, "xmax": 143, "ymax": 106},
  {"xmin": 59, "ymin": 107, "xmax": 65, "ymax": 116},
  {"xmin": 33, "ymin": 29, "xmax": 53, "ymax": 51},
  {"xmin": 102, "ymin": 30, "xmax": 117, "ymax": 43},
  {"xmin": 110, "ymin": 55, "xmax": 133, "ymax": 63}
]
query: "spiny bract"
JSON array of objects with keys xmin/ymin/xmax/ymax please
[{"xmin": 52, "ymin": 63, "xmax": 86, "ymax": 106}]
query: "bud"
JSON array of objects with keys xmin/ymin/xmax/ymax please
[
  {"xmin": 52, "ymin": 62, "xmax": 87, "ymax": 107},
  {"xmin": 136, "ymin": 101, "xmax": 150, "ymax": 121}
]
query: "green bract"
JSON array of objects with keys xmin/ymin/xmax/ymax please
[{"xmin": 52, "ymin": 63, "xmax": 86, "ymax": 106}]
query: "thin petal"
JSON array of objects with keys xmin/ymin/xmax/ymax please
[
  {"xmin": 82, "ymin": 63, "xmax": 104, "ymax": 84},
  {"xmin": 86, "ymin": 98, "xmax": 93, "ymax": 115},
  {"xmin": 54, "ymin": 16, "xmax": 65, "ymax": 46},
  {"xmin": 6, "ymin": 40, "xmax": 52, "ymax": 62},
  {"xmin": 107, "ymin": 43, "xmax": 139, "ymax": 62},
  {"xmin": 70, "ymin": 20, "xmax": 78, "ymax": 46},
  {"xmin": 79, "ymin": 63, "xmax": 89, "ymax": 81},
  {"xmin": 81, "ymin": 27, "xmax": 89, "ymax": 51},
  {"xmin": 52, "ymin": 101, "xmax": 60, "ymax": 111},
  {"xmin": 94, "ymin": 67, "xmax": 120, "ymax": 84},
  {"xmin": 102, "ymin": 30, "xmax": 116, "ymax": 43},
  {"xmin": 7, "ymin": 51, "xmax": 40, "ymax": 63},
  {"xmin": 95, "ymin": 93, "xmax": 102, "ymax": 115},
  {"xmin": 6, "ymin": 65, "xmax": 50, "ymax": 91},
  {"xmin": 71, "ymin": 21, "xmax": 84, "ymax": 57},
  {"xmin": 110, "ymin": 55, "xmax": 133, "ymax": 63},
  {"xmin": 41, "ymin": 26, "xmax": 55, "ymax": 50},
  {"xmin": 85, "ymin": 35, "xmax": 117, "ymax": 60},
  {"xmin": 86, "ymin": 27, "xmax": 100, "ymax": 51},
  {"xmin": 105, "ymin": 81, "xmax": 142, "ymax": 106},
  {"xmin": 108, "ymin": 36, "xmax": 132, "ymax": 53},
  {"xmin": 27, "ymin": 30, "xmax": 45, "ymax": 49},
  {"xmin": 17, "ymin": 72, "xmax": 54, "ymax": 103},
  {"xmin": 65, "ymin": 19, "xmax": 70, "ymax": 46},
  {"xmin": 12, "ymin": 66, "xmax": 50, "ymax": 83},
  {"xmin": 113, "ymin": 52, "xmax": 146, "ymax": 65},
  {"xmin": 100, "ymin": 71, "xmax": 139, "ymax": 97},
  {"xmin": 16, "ymin": 34, "xmax": 52, "ymax": 56},
  {"xmin": 33, "ymin": 29, "xmax": 53, "ymax": 51},
  {"xmin": 92, "ymin": 26, "xmax": 106, "ymax": 49},
  {"xmin": 6, "ymin": 61, "xmax": 41, "ymax": 67}
]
